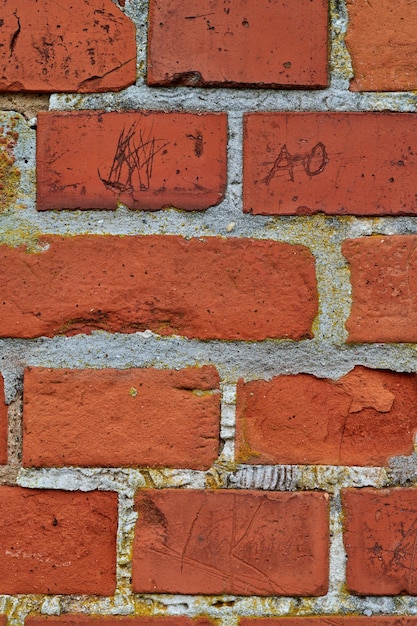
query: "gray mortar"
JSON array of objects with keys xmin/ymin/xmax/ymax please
[{"xmin": 3, "ymin": 0, "xmax": 417, "ymax": 621}]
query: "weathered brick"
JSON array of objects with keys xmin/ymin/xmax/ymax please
[
  {"xmin": 0, "ymin": 487, "xmax": 117, "ymax": 594},
  {"xmin": 0, "ymin": 235, "xmax": 317, "ymax": 340},
  {"xmin": 0, "ymin": 375, "xmax": 7, "ymax": 465},
  {"xmin": 244, "ymin": 113, "xmax": 417, "ymax": 216},
  {"xmin": 27, "ymin": 618, "xmax": 215, "ymax": 626},
  {"xmin": 147, "ymin": 0, "xmax": 328, "ymax": 88},
  {"xmin": 346, "ymin": 0, "xmax": 417, "ymax": 91},
  {"xmin": 0, "ymin": 0, "xmax": 136, "ymax": 93},
  {"xmin": 343, "ymin": 488, "xmax": 417, "ymax": 595},
  {"xmin": 236, "ymin": 367, "xmax": 417, "ymax": 466},
  {"xmin": 342, "ymin": 236, "xmax": 417, "ymax": 343},
  {"xmin": 239, "ymin": 615, "xmax": 417, "ymax": 626},
  {"xmin": 133, "ymin": 489, "xmax": 329, "ymax": 595},
  {"xmin": 37, "ymin": 111, "xmax": 227, "ymax": 211},
  {"xmin": 23, "ymin": 366, "xmax": 220, "ymax": 469}
]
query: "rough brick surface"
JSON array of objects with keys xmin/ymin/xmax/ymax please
[
  {"xmin": 23, "ymin": 366, "xmax": 220, "ymax": 469},
  {"xmin": 0, "ymin": 235, "xmax": 317, "ymax": 340},
  {"xmin": 147, "ymin": 0, "xmax": 328, "ymax": 88},
  {"xmin": 345, "ymin": 0, "xmax": 417, "ymax": 91},
  {"xmin": 343, "ymin": 488, "xmax": 417, "ymax": 595},
  {"xmin": 0, "ymin": 375, "xmax": 7, "ymax": 466},
  {"xmin": 343, "ymin": 236, "xmax": 417, "ymax": 343},
  {"xmin": 236, "ymin": 367, "xmax": 417, "ymax": 466},
  {"xmin": 37, "ymin": 111, "xmax": 227, "ymax": 211},
  {"xmin": 0, "ymin": 0, "xmax": 136, "ymax": 93},
  {"xmin": 239, "ymin": 615, "xmax": 417, "ymax": 626},
  {"xmin": 27, "ymin": 618, "xmax": 215, "ymax": 626},
  {"xmin": 243, "ymin": 113, "xmax": 417, "ymax": 216},
  {"xmin": 0, "ymin": 487, "xmax": 117, "ymax": 594},
  {"xmin": 133, "ymin": 489, "xmax": 329, "ymax": 596}
]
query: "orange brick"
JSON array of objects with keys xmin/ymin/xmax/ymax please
[
  {"xmin": 0, "ymin": 375, "xmax": 7, "ymax": 466},
  {"xmin": 133, "ymin": 489, "xmax": 329, "ymax": 595},
  {"xmin": 147, "ymin": 0, "xmax": 328, "ymax": 88},
  {"xmin": 343, "ymin": 236, "xmax": 417, "ymax": 343},
  {"xmin": 236, "ymin": 367, "xmax": 417, "ymax": 466},
  {"xmin": 244, "ymin": 113, "xmax": 417, "ymax": 216},
  {"xmin": 239, "ymin": 615, "xmax": 417, "ymax": 626},
  {"xmin": 23, "ymin": 366, "xmax": 220, "ymax": 469},
  {"xmin": 0, "ymin": 487, "xmax": 117, "ymax": 594},
  {"xmin": 343, "ymin": 488, "xmax": 417, "ymax": 595},
  {"xmin": 0, "ymin": 235, "xmax": 317, "ymax": 340},
  {"xmin": 0, "ymin": 0, "xmax": 136, "ymax": 93},
  {"xmin": 37, "ymin": 111, "xmax": 227, "ymax": 211},
  {"xmin": 346, "ymin": 0, "xmax": 417, "ymax": 91}
]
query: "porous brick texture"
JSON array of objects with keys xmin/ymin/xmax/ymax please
[
  {"xmin": 133, "ymin": 489, "xmax": 329, "ymax": 596},
  {"xmin": 147, "ymin": 0, "xmax": 328, "ymax": 88},
  {"xmin": 0, "ymin": 235, "xmax": 317, "ymax": 340},
  {"xmin": 0, "ymin": 0, "xmax": 136, "ymax": 92},
  {"xmin": 236, "ymin": 367, "xmax": 417, "ymax": 466},
  {"xmin": 2, "ymin": 0, "xmax": 417, "ymax": 623},
  {"xmin": 244, "ymin": 113, "xmax": 417, "ymax": 216},
  {"xmin": 343, "ymin": 489, "xmax": 417, "ymax": 595},
  {"xmin": 0, "ymin": 487, "xmax": 117, "ymax": 594},
  {"xmin": 23, "ymin": 366, "xmax": 220, "ymax": 468},
  {"xmin": 343, "ymin": 236, "xmax": 417, "ymax": 343},
  {"xmin": 37, "ymin": 111, "xmax": 227, "ymax": 211}
]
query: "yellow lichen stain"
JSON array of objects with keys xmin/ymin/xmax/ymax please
[
  {"xmin": 0, "ymin": 123, "xmax": 20, "ymax": 212},
  {"xmin": 129, "ymin": 387, "xmax": 138, "ymax": 397},
  {"xmin": 205, "ymin": 460, "xmax": 237, "ymax": 489}
]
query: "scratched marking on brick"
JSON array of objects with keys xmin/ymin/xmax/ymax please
[
  {"xmin": 244, "ymin": 112, "xmax": 417, "ymax": 215},
  {"xmin": 37, "ymin": 111, "xmax": 227, "ymax": 211}
]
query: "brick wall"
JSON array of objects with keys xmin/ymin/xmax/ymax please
[{"xmin": 1, "ymin": 0, "xmax": 417, "ymax": 623}]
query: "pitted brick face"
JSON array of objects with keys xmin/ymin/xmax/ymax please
[{"xmin": 0, "ymin": 0, "xmax": 136, "ymax": 92}]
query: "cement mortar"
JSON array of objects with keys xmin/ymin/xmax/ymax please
[{"xmin": 2, "ymin": 0, "xmax": 417, "ymax": 621}]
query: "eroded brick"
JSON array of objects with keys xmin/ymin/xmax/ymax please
[
  {"xmin": 37, "ymin": 111, "xmax": 227, "ymax": 211},
  {"xmin": 343, "ymin": 488, "xmax": 417, "ymax": 595},
  {"xmin": 0, "ymin": 235, "xmax": 317, "ymax": 340},
  {"xmin": 147, "ymin": 0, "xmax": 328, "ymax": 88},
  {"xmin": 133, "ymin": 489, "xmax": 329, "ymax": 595},
  {"xmin": 0, "ymin": 0, "xmax": 136, "ymax": 92},
  {"xmin": 23, "ymin": 366, "xmax": 220, "ymax": 469},
  {"xmin": 236, "ymin": 367, "xmax": 417, "ymax": 466},
  {"xmin": 0, "ymin": 487, "xmax": 117, "ymax": 594},
  {"xmin": 244, "ymin": 113, "xmax": 417, "ymax": 216}
]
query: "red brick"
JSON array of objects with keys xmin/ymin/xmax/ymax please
[
  {"xmin": 343, "ymin": 236, "xmax": 417, "ymax": 343},
  {"xmin": 236, "ymin": 367, "xmax": 417, "ymax": 467},
  {"xmin": 37, "ymin": 111, "xmax": 227, "ymax": 211},
  {"xmin": 132, "ymin": 489, "xmax": 329, "ymax": 595},
  {"xmin": 23, "ymin": 366, "xmax": 220, "ymax": 469},
  {"xmin": 239, "ymin": 615, "xmax": 417, "ymax": 626},
  {"xmin": 0, "ymin": 375, "xmax": 7, "ymax": 465},
  {"xmin": 343, "ymin": 488, "xmax": 417, "ymax": 595},
  {"xmin": 0, "ymin": 0, "xmax": 136, "ymax": 93},
  {"xmin": 0, "ymin": 235, "xmax": 317, "ymax": 340},
  {"xmin": 243, "ymin": 113, "xmax": 417, "ymax": 216},
  {"xmin": 27, "ymin": 619, "xmax": 214, "ymax": 626},
  {"xmin": 147, "ymin": 0, "xmax": 328, "ymax": 88},
  {"xmin": 0, "ymin": 487, "xmax": 117, "ymax": 594},
  {"xmin": 345, "ymin": 0, "xmax": 417, "ymax": 91}
]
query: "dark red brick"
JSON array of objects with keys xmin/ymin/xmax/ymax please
[
  {"xmin": 244, "ymin": 113, "xmax": 417, "ymax": 216},
  {"xmin": 147, "ymin": 0, "xmax": 328, "ymax": 88},
  {"xmin": 37, "ymin": 111, "xmax": 227, "ymax": 211},
  {"xmin": 133, "ymin": 489, "xmax": 329, "ymax": 595},
  {"xmin": 0, "ymin": 487, "xmax": 117, "ymax": 594},
  {"xmin": 236, "ymin": 367, "xmax": 417, "ymax": 466},
  {"xmin": 23, "ymin": 366, "xmax": 220, "ymax": 469}
]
